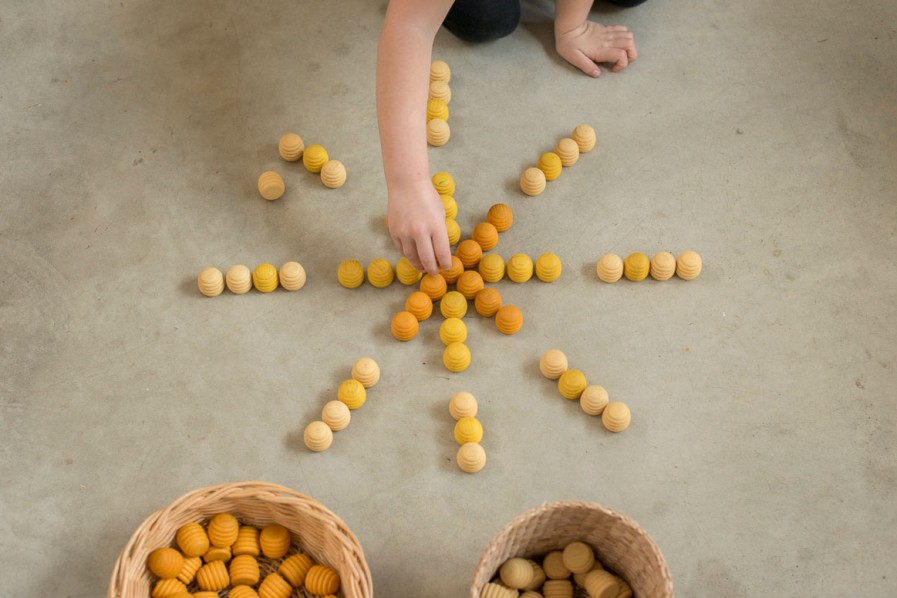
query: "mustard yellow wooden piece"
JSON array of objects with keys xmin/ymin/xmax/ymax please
[
  {"xmin": 443, "ymin": 341, "xmax": 472, "ymax": 372},
  {"xmin": 232, "ymin": 526, "xmax": 260, "ymax": 557},
  {"xmin": 258, "ymin": 572, "xmax": 293, "ymax": 598},
  {"xmin": 440, "ymin": 291, "xmax": 468, "ymax": 319},
  {"xmin": 441, "ymin": 194, "xmax": 458, "ymax": 219},
  {"xmin": 537, "ymin": 152, "xmax": 563, "ymax": 181},
  {"xmin": 367, "ymin": 258, "xmax": 394, "ymax": 288},
  {"xmin": 478, "ymin": 253, "xmax": 505, "ymax": 283},
  {"xmin": 431, "ymin": 171, "xmax": 455, "ymax": 195},
  {"xmin": 279, "ymin": 552, "xmax": 314, "ymax": 586},
  {"xmin": 623, "ymin": 252, "xmax": 650, "ymax": 281},
  {"xmin": 304, "ymin": 565, "xmax": 341, "ymax": 595},
  {"xmin": 195, "ymin": 560, "xmax": 229, "ymax": 591},
  {"xmin": 535, "ymin": 253, "xmax": 562, "ymax": 282},
  {"xmin": 337, "ymin": 259, "xmax": 365, "ymax": 289},
  {"xmin": 396, "ymin": 257, "xmax": 423, "ymax": 285},
  {"xmin": 507, "ymin": 253, "xmax": 534, "ymax": 283},
  {"xmin": 440, "ymin": 317, "xmax": 468, "ymax": 345},
  {"xmin": 426, "ymin": 99, "xmax": 449, "ymax": 122},
  {"xmin": 252, "ymin": 263, "xmax": 279, "ymax": 292},
  {"xmin": 558, "ymin": 369, "xmax": 587, "ymax": 400},
  {"xmin": 445, "ymin": 217, "xmax": 461, "ymax": 246},
  {"xmin": 229, "ymin": 554, "xmax": 260, "ymax": 586},
  {"xmin": 202, "ymin": 546, "xmax": 231, "ymax": 562},
  {"xmin": 152, "ymin": 578, "xmax": 187, "ymax": 598},
  {"xmin": 338, "ymin": 379, "xmax": 367, "ymax": 410},
  {"xmin": 302, "ymin": 144, "xmax": 329, "ymax": 173},
  {"xmin": 454, "ymin": 415, "xmax": 483, "ymax": 444},
  {"xmin": 177, "ymin": 556, "xmax": 202, "ymax": 584}
]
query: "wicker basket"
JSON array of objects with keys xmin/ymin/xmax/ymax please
[
  {"xmin": 470, "ymin": 501, "xmax": 673, "ymax": 598},
  {"xmin": 108, "ymin": 481, "xmax": 373, "ymax": 598}
]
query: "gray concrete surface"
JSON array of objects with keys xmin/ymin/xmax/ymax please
[{"xmin": 2, "ymin": 1, "xmax": 896, "ymax": 596}]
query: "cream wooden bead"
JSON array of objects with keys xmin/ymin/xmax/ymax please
[
  {"xmin": 520, "ymin": 167, "xmax": 546, "ymax": 196},
  {"xmin": 571, "ymin": 124, "xmax": 596, "ymax": 153},
  {"xmin": 429, "ymin": 80, "xmax": 452, "ymax": 103},
  {"xmin": 542, "ymin": 551, "xmax": 570, "ymax": 579},
  {"xmin": 554, "ymin": 137, "xmax": 580, "ymax": 166},
  {"xmin": 278, "ymin": 133, "xmax": 304, "ymax": 161},
  {"xmin": 430, "ymin": 60, "xmax": 451, "ymax": 83},
  {"xmin": 449, "ymin": 391, "xmax": 478, "ymax": 420},
  {"xmin": 596, "ymin": 253, "xmax": 623, "ymax": 283},
  {"xmin": 427, "ymin": 118, "xmax": 451, "ymax": 146},
  {"xmin": 321, "ymin": 159, "xmax": 347, "ymax": 188},
  {"xmin": 322, "ymin": 400, "xmax": 351, "ymax": 431},
  {"xmin": 226, "ymin": 265, "xmax": 252, "ymax": 294},
  {"xmin": 197, "ymin": 267, "xmax": 224, "ymax": 297},
  {"xmin": 562, "ymin": 542, "xmax": 595, "ymax": 574},
  {"xmin": 540, "ymin": 350, "xmax": 568, "ymax": 380},
  {"xmin": 650, "ymin": 251, "xmax": 676, "ymax": 281},
  {"xmin": 580, "ymin": 385, "xmax": 609, "ymax": 416},
  {"xmin": 676, "ymin": 250, "xmax": 702, "ymax": 280},
  {"xmin": 456, "ymin": 442, "xmax": 486, "ymax": 473},
  {"xmin": 601, "ymin": 402, "xmax": 631, "ymax": 432},
  {"xmin": 257, "ymin": 171, "xmax": 285, "ymax": 200},
  {"xmin": 572, "ymin": 562, "xmax": 604, "ymax": 588},
  {"xmin": 500, "ymin": 558, "xmax": 535, "ymax": 589},
  {"xmin": 279, "ymin": 261, "xmax": 306, "ymax": 291},
  {"xmin": 351, "ymin": 357, "xmax": 380, "ymax": 388},
  {"xmin": 304, "ymin": 420, "xmax": 333, "ymax": 452}
]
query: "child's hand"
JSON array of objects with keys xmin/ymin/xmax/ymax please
[
  {"xmin": 555, "ymin": 22, "xmax": 637, "ymax": 78},
  {"xmin": 387, "ymin": 180, "xmax": 453, "ymax": 275}
]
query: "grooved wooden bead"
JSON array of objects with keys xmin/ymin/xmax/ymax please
[
  {"xmin": 337, "ymin": 259, "xmax": 364, "ymax": 288},
  {"xmin": 232, "ymin": 526, "xmax": 260, "ymax": 557},
  {"xmin": 395, "ymin": 257, "xmax": 422, "ymax": 285},
  {"xmin": 440, "ymin": 317, "xmax": 468, "ymax": 345},
  {"xmin": 479, "ymin": 253, "xmax": 505, "ymax": 283},
  {"xmin": 524, "ymin": 560, "xmax": 547, "ymax": 591},
  {"xmin": 443, "ymin": 341, "xmax": 471, "ymax": 372},
  {"xmin": 456, "ymin": 239, "xmax": 483, "ymax": 269},
  {"xmin": 322, "ymin": 400, "xmax": 351, "ymax": 431},
  {"xmin": 431, "ymin": 171, "xmax": 455, "ymax": 195},
  {"xmin": 302, "ymin": 144, "xmax": 329, "ymax": 173},
  {"xmin": 439, "ymin": 255, "xmax": 464, "ymax": 284},
  {"xmin": 555, "ymin": 137, "xmax": 580, "ymax": 166},
  {"xmin": 176, "ymin": 523, "xmax": 210, "ymax": 557},
  {"xmin": 420, "ymin": 273, "xmax": 448, "ymax": 301},
  {"xmin": 278, "ymin": 133, "xmax": 304, "ymax": 161},
  {"xmin": 338, "ymin": 378, "xmax": 367, "ymax": 409},
  {"xmin": 616, "ymin": 580, "xmax": 634, "ymax": 598},
  {"xmin": 572, "ymin": 124, "xmax": 597, "ymax": 153},
  {"xmin": 472, "ymin": 222, "xmax": 499, "ymax": 251},
  {"xmin": 229, "ymin": 554, "xmax": 260, "ymax": 586},
  {"xmin": 520, "ymin": 167, "xmax": 546, "ymax": 196},
  {"xmin": 391, "ymin": 311, "xmax": 419, "ymax": 341},
  {"xmin": 259, "ymin": 525, "xmax": 291, "ymax": 559},
  {"xmin": 676, "ymin": 250, "xmax": 702, "ymax": 280},
  {"xmin": 445, "ymin": 217, "xmax": 461, "ymax": 246},
  {"xmin": 623, "ymin": 252, "xmax": 650, "ymax": 282},
  {"xmin": 558, "ymin": 369, "xmax": 587, "ymax": 400},
  {"xmin": 257, "ymin": 171, "xmax": 285, "ymax": 200},
  {"xmin": 481, "ymin": 582, "xmax": 518, "ymax": 598},
  {"xmin": 147, "ymin": 547, "xmax": 184, "ymax": 579},
  {"xmin": 177, "ymin": 556, "xmax": 202, "ymax": 584},
  {"xmin": 193, "ymin": 591, "xmax": 222, "ymax": 598},
  {"xmin": 507, "ymin": 254, "xmax": 534, "ymax": 283},
  {"xmin": 405, "ymin": 291, "xmax": 434, "ymax": 321},
  {"xmin": 487, "ymin": 203, "xmax": 513, "ymax": 232},
  {"xmin": 602, "ymin": 402, "xmax": 631, "ymax": 432},
  {"xmin": 152, "ymin": 578, "xmax": 187, "ymax": 598},
  {"xmin": 367, "ymin": 258, "xmax": 394, "ymax": 288},
  {"xmin": 583, "ymin": 569, "xmax": 619, "ymax": 598},
  {"xmin": 351, "ymin": 357, "xmax": 380, "ymax": 388},
  {"xmin": 520, "ymin": 592, "xmax": 543, "ymax": 598},
  {"xmin": 456, "ymin": 442, "xmax": 486, "ymax": 473},
  {"xmin": 500, "ymin": 558, "xmax": 535, "ymax": 589},
  {"xmin": 278, "ymin": 261, "xmax": 306, "ymax": 291},
  {"xmin": 279, "ymin": 553, "xmax": 314, "ymax": 587},
  {"xmin": 252, "ymin": 264, "xmax": 279, "ymax": 292},
  {"xmin": 226, "ymin": 264, "xmax": 252, "ymax": 294},
  {"xmin": 304, "ymin": 420, "xmax": 333, "ymax": 452},
  {"xmin": 207, "ymin": 513, "xmax": 239, "ymax": 548},
  {"xmin": 650, "ymin": 251, "xmax": 676, "ymax": 281},
  {"xmin": 457, "ymin": 270, "xmax": 485, "ymax": 300},
  {"xmin": 440, "ymin": 290, "xmax": 468, "ymax": 319},
  {"xmin": 441, "ymin": 194, "xmax": 458, "ymax": 219},
  {"xmin": 427, "ymin": 118, "xmax": 451, "ymax": 146},
  {"xmin": 304, "ymin": 565, "xmax": 341, "ymax": 595},
  {"xmin": 542, "ymin": 551, "xmax": 570, "ymax": 579},
  {"xmin": 537, "ymin": 152, "xmax": 563, "ymax": 181},
  {"xmin": 495, "ymin": 305, "xmax": 523, "ymax": 335},
  {"xmin": 454, "ymin": 415, "xmax": 483, "ymax": 444},
  {"xmin": 196, "ymin": 560, "xmax": 229, "ymax": 591},
  {"xmin": 449, "ymin": 391, "xmax": 478, "ymax": 419},
  {"xmin": 258, "ymin": 571, "xmax": 293, "ymax": 598},
  {"xmin": 562, "ymin": 542, "xmax": 595, "ymax": 574},
  {"xmin": 426, "ymin": 99, "xmax": 449, "ymax": 122},
  {"xmin": 430, "ymin": 60, "xmax": 451, "ymax": 83},
  {"xmin": 596, "ymin": 253, "xmax": 623, "ymax": 283},
  {"xmin": 320, "ymin": 160, "xmax": 347, "ymax": 188},
  {"xmin": 202, "ymin": 546, "xmax": 230, "ymax": 562},
  {"xmin": 580, "ymin": 385, "xmax": 609, "ymax": 416},
  {"xmin": 573, "ymin": 562, "xmax": 604, "ymax": 588},
  {"xmin": 197, "ymin": 267, "xmax": 224, "ymax": 297},
  {"xmin": 535, "ymin": 253, "xmax": 562, "ymax": 282},
  {"xmin": 542, "ymin": 579, "xmax": 574, "ymax": 598},
  {"xmin": 229, "ymin": 586, "xmax": 260, "ymax": 598},
  {"xmin": 474, "ymin": 288, "xmax": 503, "ymax": 317},
  {"xmin": 429, "ymin": 79, "xmax": 452, "ymax": 103},
  {"xmin": 540, "ymin": 349, "xmax": 568, "ymax": 380}
]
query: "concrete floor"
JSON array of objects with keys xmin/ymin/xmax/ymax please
[{"xmin": 2, "ymin": 0, "xmax": 896, "ymax": 596}]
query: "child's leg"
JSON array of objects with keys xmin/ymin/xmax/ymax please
[{"xmin": 443, "ymin": 0, "xmax": 521, "ymax": 43}]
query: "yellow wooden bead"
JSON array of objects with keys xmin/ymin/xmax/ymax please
[
  {"xmin": 258, "ymin": 572, "xmax": 293, "ymax": 598},
  {"xmin": 443, "ymin": 341, "xmax": 471, "ymax": 372},
  {"xmin": 152, "ymin": 578, "xmax": 187, "ymax": 598},
  {"xmin": 486, "ymin": 203, "xmax": 513, "ymax": 232},
  {"xmin": 506, "ymin": 254, "xmax": 534, "ymax": 283},
  {"xmin": 202, "ymin": 546, "xmax": 231, "ymax": 562},
  {"xmin": 572, "ymin": 124, "xmax": 597, "ymax": 153},
  {"xmin": 337, "ymin": 259, "xmax": 365, "ymax": 289},
  {"xmin": 338, "ymin": 378, "xmax": 367, "ymax": 410},
  {"xmin": 177, "ymin": 556, "xmax": 202, "ymax": 584},
  {"xmin": 304, "ymin": 565, "xmax": 341, "ymax": 595},
  {"xmin": 396, "ymin": 257, "xmax": 423, "ymax": 285},
  {"xmin": 500, "ymin": 558, "xmax": 535, "ymax": 589},
  {"xmin": 279, "ymin": 553, "xmax": 314, "ymax": 587},
  {"xmin": 495, "ymin": 305, "xmax": 523, "ymax": 335},
  {"xmin": 405, "ymin": 291, "xmax": 434, "ymax": 321},
  {"xmin": 440, "ymin": 291, "xmax": 468, "ymax": 319},
  {"xmin": 439, "ymin": 255, "xmax": 464, "ymax": 284},
  {"xmin": 420, "ymin": 273, "xmax": 448, "ymax": 301},
  {"xmin": 391, "ymin": 311, "xmax": 420, "ymax": 341},
  {"xmin": 426, "ymin": 98, "xmax": 449, "ymax": 122},
  {"xmin": 472, "ymin": 222, "xmax": 499, "ymax": 251},
  {"xmin": 257, "ymin": 171, "xmax": 285, "ymax": 201},
  {"xmin": 454, "ymin": 415, "xmax": 483, "ymax": 444},
  {"xmin": 208, "ymin": 513, "xmax": 239, "ymax": 548},
  {"xmin": 440, "ymin": 317, "xmax": 468, "ymax": 345},
  {"xmin": 543, "ymin": 551, "xmax": 570, "ymax": 579},
  {"xmin": 623, "ymin": 252, "xmax": 650, "ymax": 282},
  {"xmin": 259, "ymin": 525, "xmax": 291, "ymax": 559},
  {"xmin": 195, "ymin": 560, "xmax": 229, "ymax": 591},
  {"xmin": 474, "ymin": 288, "xmax": 502, "ymax": 318},
  {"xmin": 431, "ymin": 171, "xmax": 455, "ymax": 195},
  {"xmin": 302, "ymin": 144, "xmax": 329, "ymax": 173},
  {"xmin": 558, "ymin": 369, "xmax": 587, "ymax": 400},
  {"xmin": 445, "ymin": 217, "xmax": 461, "ymax": 246},
  {"xmin": 676, "ymin": 250, "xmax": 703, "ymax": 280},
  {"xmin": 367, "ymin": 258, "xmax": 394, "ymax": 288},
  {"xmin": 147, "ymin": 547, "xmax": 184, "ymax": 579},
  {"xmin": 229, "ymin": 554, "xmax": 260, "ymax": 586},
  {"xmin": 252, "ymin": 263, "xmax": 279, "ymax": 293},
  {"xmin": 456, "ymin": 239, "xmax": 483, "ymax": 269},
  {"xmin": 456, "ymin": 270, "xmax": 484, "ymax": 300},
  {"xmin": 535, "ymin": 253, "xmax": 562, "ymax": 282},
  {"xmin": 441, "ymin": 194, "xmax": 458, "ymax": 219},
  {"xmin": 278, "ymin": 133, "xmax": 304, "ymax": 162},
  {"xmin": 583, "ymin": 569, "xmax": 619, "ymax": 598},
  {"xmin": 232, "ymin": 526, "xmax": 260, "ymax": 557},
  {"xmin": 478, "ymin": 253, "xmax": 505, "ymax": 283},
  {"xmin": 562, "ymin": 541, "xmax": 596, "ymax": 574},
  {"xmin": 537, "ymin": 152, "xmax": 563, "ymax": 181},
  {"xmin": 176, "ymin": 523, "xmax": 210, "ymax": 558},
  {"xmin": 228, "ymin": 586, "xmax": 260, "ymax": 598}
]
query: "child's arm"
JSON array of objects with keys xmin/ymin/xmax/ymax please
[
  {"xmin": 554, "ymin": 0, "xmax": 638, "ymax": 77},
  {"xmin": 377, "ymin": 0, "xmax": 456, "ymax": 275}
]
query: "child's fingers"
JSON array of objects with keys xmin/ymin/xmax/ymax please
[
  {"xmin": 568, "ymin": 49, "xmax": 601, "ymax": 78},
  {"xmin": 614, "ymin": 31, "xmax": 637, "ymax": 62},
  {"xmin": 605, "ymin": 47, "xmax": 629, "ymax": 71},
  {"xmin": 416, "ymin": 236, "xmax": 440, "ymax": 275},
  {"xmin": 433, "ymin": 233, "xmax": 453, "ymax": 271},
  {"xmin": 401, "ymin": 238, "xmax": 424, "ymax": 272}
]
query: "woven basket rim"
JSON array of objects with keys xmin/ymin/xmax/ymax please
[
  {"xmin": 470, "ymin": 500, "xmax": 674, "ymax": 598},
  {"xmin": 108, "ymin": 480, "xmax": 373, "ymax": 598}
]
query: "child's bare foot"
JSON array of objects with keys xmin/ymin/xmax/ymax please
[{"xmin": 555, "ymin": 22, "xmax": 637, "ymax": 78}]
